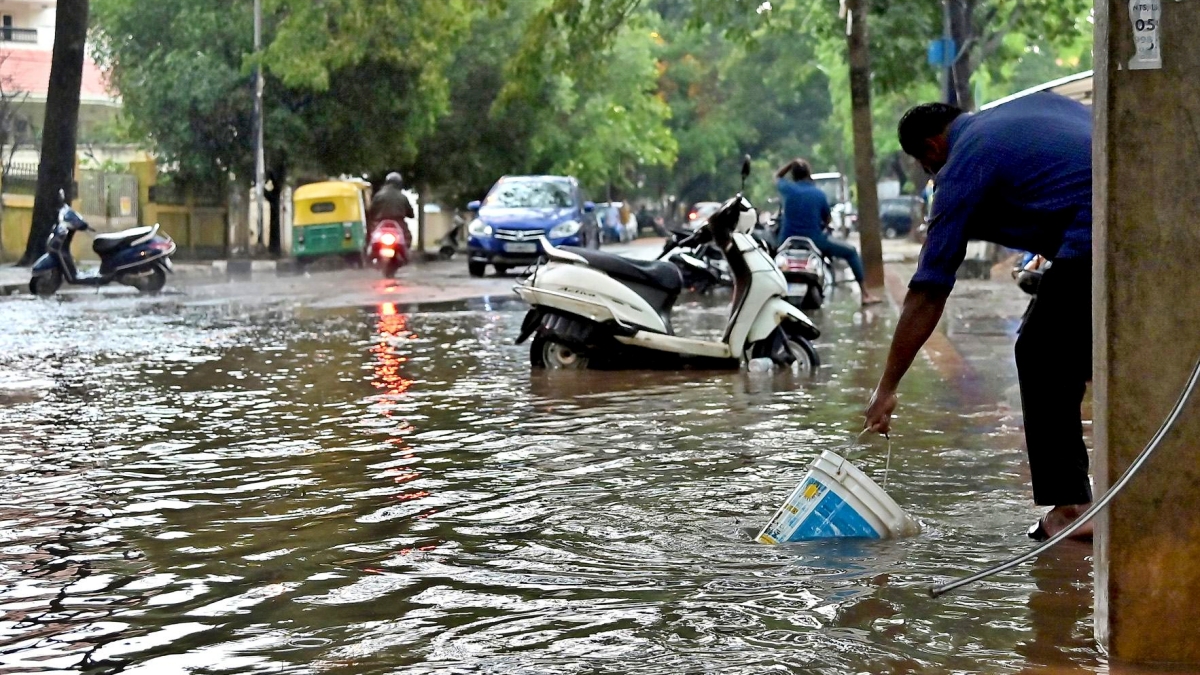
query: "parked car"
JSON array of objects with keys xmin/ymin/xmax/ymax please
[
  {"xmin": 685, "ymin": 201, "xmax": 722, "ymax": 230},
  {"xmin": 466, "ymin": 175, "xmax": 598, "ymax": 277},
  {"xmin": 879, "ymin": 196, "xmax": 925, "ymax": 239}
]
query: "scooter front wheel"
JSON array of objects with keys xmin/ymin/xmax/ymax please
[
  {"xmin": 30, "ymin": 270, "xmax": 62, "ymax": 297},
  {"xmin": 785, "ymin": 338, "xmax": 820, "ymax": 377},
  {"xmin": 531, "ymin": 337, "xmax": 589, "ymax": 370}
]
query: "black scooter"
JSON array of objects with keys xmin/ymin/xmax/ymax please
[
  {"xmin": 661, "ymin": 228, "xmax": 730, "ymax": 294},
  {"xmin": 30, "ymin": 191, "xmax": 177, "ymax": 297}
]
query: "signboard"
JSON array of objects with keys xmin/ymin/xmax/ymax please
[
  {"xmin": 1129, "ymin": 0, "xmax": 1163, "ymax": 70},
  {"xmin": 927, "ymin": 38, "xmax": 957, "ymax": 69}
]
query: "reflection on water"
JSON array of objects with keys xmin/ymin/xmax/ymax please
[{"xmin": 0, "ymin": 292, "xmax": 1107, "ymax": 673}]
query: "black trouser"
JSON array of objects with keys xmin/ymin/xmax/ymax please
[{"xmin": 1014, "ymin": 257, "xmax": 1093, "ymax": 506}]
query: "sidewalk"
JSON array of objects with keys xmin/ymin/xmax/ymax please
[
  {"xmin": 879, "ymin": 238, "xmax": 1031, "ymax": 402},
  {"xmin": 0, "ymin": 259, "xmax": 285, "ymax": 295}
]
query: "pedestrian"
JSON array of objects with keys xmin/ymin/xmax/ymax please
[
  {"xmin": 863, "ymin": 92, "xmax": 1093, "ymax": 541},
  {"xmin": 775, "ymin": 158, "xmax": 882, "ymax": 306}
]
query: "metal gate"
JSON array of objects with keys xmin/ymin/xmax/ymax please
[{"xmin": 77, "ymin": 170, "xmax": 139, "ymax": 231}]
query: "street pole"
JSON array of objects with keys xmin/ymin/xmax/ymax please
[{"xmin": 253, "ymin": 0, "xmax": 265, "ymax": 252}]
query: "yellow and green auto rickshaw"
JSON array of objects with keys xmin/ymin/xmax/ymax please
[{"xmin": 292, "ymin": 180, "xmax": 371, "ymax": 263}]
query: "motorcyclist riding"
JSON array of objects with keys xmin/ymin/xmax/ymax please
[{"xmin": 369, "ymin": 172, "xmax": 415, "ymax": 246}]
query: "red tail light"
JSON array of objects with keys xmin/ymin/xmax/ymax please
[{"xmin": 381, "ymin": 233, "xmax": 397, "ymax": 246}]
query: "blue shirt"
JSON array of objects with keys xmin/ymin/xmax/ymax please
[
  {"xmin": 911, "ymin": 92, "xmax": 1093, "ymax": 290},
  {"xmin": 777, "ymin": 178, "xmax": 831, "ymax": 241}
]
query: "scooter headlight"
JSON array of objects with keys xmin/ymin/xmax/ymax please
[
  {"xmin": 548, "ymin": 220, "xmax": 581, "ymax": 239},
  {"xmin": 468, "ymin": 219, "xmax": 492, "ymax": 237}
]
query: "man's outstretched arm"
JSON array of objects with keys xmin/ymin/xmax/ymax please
[{"xmin": 864, "ymin": 286, "xmax": 950, "ymax": 433}]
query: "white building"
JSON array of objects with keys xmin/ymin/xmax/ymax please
[{"xmin": 0, "ymin": 0, "xmax": 122, "ymax": 163}]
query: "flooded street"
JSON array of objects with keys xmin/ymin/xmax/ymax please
[{"xmin": 0, "ymin": 283, "xmax": 1101, "ymax": 674}]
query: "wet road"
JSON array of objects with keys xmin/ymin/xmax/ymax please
[{"xmin": 0, "ymin": 277, "xmax": 1103, "ymax": 674}]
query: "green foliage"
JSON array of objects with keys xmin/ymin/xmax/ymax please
[
  {"xmin": 91, "ymin": 0, "xmax": 474, "ymax": 183},
  {"xmin": 92, "ymin": 0, "xmax": 1093, "ymax": 209}
]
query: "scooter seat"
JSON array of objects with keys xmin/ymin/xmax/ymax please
[
  {"xmin": 93, "ymin": 226, "xmax": 155, "ymax": 254},
  {"xmin": 560, "ymin": 247, "xmax": 683, "ymax": 294}
]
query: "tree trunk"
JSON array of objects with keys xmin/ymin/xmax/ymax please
[
  {"xmin": 948, "ymin": 0, "xmax": 978, "ymax": 110},
  {"xmin": 846, "ymin": 0, "xmax": 885, "ymax": 291},
  {"xmin": 20, "ymin": 0, "xmax": 88, "ymax": 266},
  {"xmin": 266, "ymin": 154, "xmax": 286, "ymax": 257}
]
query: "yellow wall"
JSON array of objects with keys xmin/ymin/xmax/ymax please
[{"xmin": 0, "ymin": 155, "xmax": 229, "ymax": 262}]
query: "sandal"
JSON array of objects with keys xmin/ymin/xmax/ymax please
[{"xmin": 1027, "ymin": 518, "xmax": 1049, "ymax": 542}]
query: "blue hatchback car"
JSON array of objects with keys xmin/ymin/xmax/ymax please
[{"xmin": 466, "ymin": 175, "xmax": 598, "ymax": 277}]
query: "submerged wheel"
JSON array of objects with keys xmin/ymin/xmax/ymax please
[
  {"xmin": 383, "ymin": 261, "xmax": 399, "ymax": 279},
  {"xmin": 29, "ymin": 270, "xmax": 62, "ymax": 297},
  {"xmin": 126, "ymin": 266, "xmax": 166, "ymax": 294},
  {"xmin": 785, "ymin": 338, "xmax": 820, "ymax": 377},
  {"xmin": 468, "ymin": 261, "xmax": 487, "ymax": 277},
  {"xmin": 530, "ymin": 337, "xmax": 589, "ymax": 370},
  {"xmin": 495, "ymin": 265, "xmax": 510, "ymax": 276}
]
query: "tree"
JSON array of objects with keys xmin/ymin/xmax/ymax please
[
  {"xmin": 846, "ymin": 0, "xmax": 885, "ymax": 291},
  {"xmin": 944, "ymin": 0, "xmax": 1091, "ymax": 110},
  {"xmin": 21, "ymin": 0, "xmax": 89, "ymax": 266},
  {"xmin": 0, "ymin": 55, "xmax": 30, "ymax": 236},
  {"xmin": 91, "ymin": 0, "xmax": 473, "ymax": 193}
]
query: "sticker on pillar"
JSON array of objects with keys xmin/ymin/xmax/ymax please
[{"xmin": 1128, "ymin": 0, "xmax": 1162, "ymax": 70}]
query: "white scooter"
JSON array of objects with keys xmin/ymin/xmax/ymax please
[{"xmin": 514, "ymin": 159, "xmax": 820, "ymax": 372}]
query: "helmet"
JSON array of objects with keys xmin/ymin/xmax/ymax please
[{"xmin": 385, "ymin": 171, "xmax": 404, "ymax": 187}]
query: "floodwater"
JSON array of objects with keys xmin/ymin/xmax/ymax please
[{"xmin": 0, "ymin": 286, "xmax": 1103, "ymax": 674}]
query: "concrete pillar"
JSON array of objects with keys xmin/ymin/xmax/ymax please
[{"xmin": 1094, "ymin": 0, "xmax": 1200, "ymax": 665}]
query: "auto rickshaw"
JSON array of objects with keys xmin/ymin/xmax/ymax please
[{"xmin": 292, "ymin": 180, "xmax": 371, "ymax": 263}]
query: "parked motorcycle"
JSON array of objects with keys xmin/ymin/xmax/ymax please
[
  {"xmin": 776, "ymin": 236, "xmax": 836, "ymax": 311},
  {"xmin": 438, "ymin": 213, "xmax": 467, "ymax": 260},
  {"xmin": 514, "ymin": 157, "xmax": 821, "ymax": 373},
  {"xmin": 30, "ymin": 192, "xmax": 176, "ymax": 297},
  {"xmin": 1013, "ymin": 252, "xmax": 1049, "ymax": 295},
  {"xmin": 661, "ymin": 228, "xmax": 730, "ymax": 294},
  {"xmin": 368, "ymin": 219, "xmax": 409, "ymax": 278}
]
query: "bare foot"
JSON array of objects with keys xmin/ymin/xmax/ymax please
[
  {"xmin": 1029, "ymin": 504, "xmax": 1094, "ymax": 541},
  {"xmin": 861, "ymin": 292, "xmax": 884, "ymax": 306}
]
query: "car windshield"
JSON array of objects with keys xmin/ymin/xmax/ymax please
[
  {"xmin": 692, "ymin": 203, "xmax": 720, "ymax": 216},
  {"xmin": 813, "ymin": 177, "xmax": 843, "ymax": 207},
  {"xmin": 486, "ymin": 181, "xmax": 574, "ymax": 208}
]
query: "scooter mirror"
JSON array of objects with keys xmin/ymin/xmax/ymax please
[{"xmin": 741, "ymin": 155, "xmax": 752, "ymax": 180}]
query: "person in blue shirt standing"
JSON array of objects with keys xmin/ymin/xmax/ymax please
[
  {"xmin": 863, "ymin": 93, "xmax": 1094, "ymax": 541},
  {"xmin": 775, "ymin": 159, "xmax": 882, "ymax": 306}
]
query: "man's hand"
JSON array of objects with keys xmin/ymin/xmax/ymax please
[
  {"xmin": 864, "ymin": 389, "xmax": 898, "ymax": 434},
  {"xmin": 776, "ymin": 160, "xmax": 797, "ymax": 179},
  {"xmin": 862, "ymin": 287, "xmax": 950, "ymax": 436}
]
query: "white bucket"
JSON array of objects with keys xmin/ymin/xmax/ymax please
[{"xmin": 756, "ymin": 451, "xmax": 919, "ymax": 544}]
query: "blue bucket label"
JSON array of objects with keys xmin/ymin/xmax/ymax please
[{"xmin": 757, "ymin": 477, "xmax": 881, "ymax": 543}]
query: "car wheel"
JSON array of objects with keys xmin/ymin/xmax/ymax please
[
  {"xmin": 468, "ymin": 261, "xmax": 487, "ymax": 277},
  {"xmin": 495, "ymin": 265, "xmax": 510, "ymax": 276}
]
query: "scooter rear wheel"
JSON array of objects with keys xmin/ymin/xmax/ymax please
[
  {"xmin": 531, "ymin": 337, "xmax": 589, "ymax": 370},
  {"xmin": 29, "ymin": 270, "xmax": 62, "ymax": 297},
  {"xmin": 126, "ymin": 266, "xmax": 166, "ymax": 294}
]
